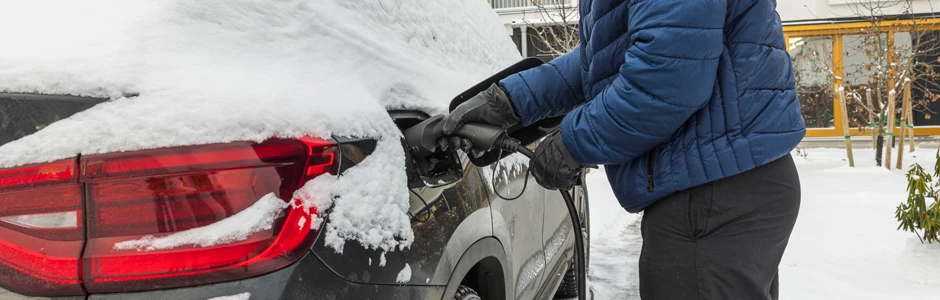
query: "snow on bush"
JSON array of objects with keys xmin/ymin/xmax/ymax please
[
  {"xmin": 898, "ymin": 150, "xmax": 940, "ymax": 243},
  {"xmin": 0, "ymin": 0, "xmax": 519, "ymax": 254}
]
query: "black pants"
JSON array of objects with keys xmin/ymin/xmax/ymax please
[{"xmin": 639, "ymin": 154, "xmax": 800, "ymax": 300}]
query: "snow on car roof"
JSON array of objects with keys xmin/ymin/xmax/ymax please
[{"xmin": 0, "ymin": 0, "xmax": 520, "ymax": 254}]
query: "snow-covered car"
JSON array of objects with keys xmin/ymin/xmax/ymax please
[{"xmin": 0, "ymin": 1, "xmax": 588, "ymax": 299}]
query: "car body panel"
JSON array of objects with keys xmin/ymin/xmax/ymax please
[
  {"xmin": 540, "ymin": 184, "xmax": 578, "ymax": 297},
  {"xmin": 312, "ymin": 160, "xmax": 491, "ymax": 287},
  {"xmin": 0, "ymin": 113, "xmax": 581, "ymax": 299},
  {"xmin": 487, "ymin": 162, "xmax": 548, "ymax": 300},
  {"xmin": 84, "ymin": 251, "xmax": 446, "ymax": 300}
]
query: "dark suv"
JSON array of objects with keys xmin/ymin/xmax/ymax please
[{"xmin": 0, "ymin": 96, "xmax": 588, "ymax": 300}]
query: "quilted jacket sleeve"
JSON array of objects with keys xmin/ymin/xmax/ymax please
[
  {"xmin": 498, "ymin": 46, "xmax": 585, "ymax": 126},
  {"xmin": 560, "ymin": 0, "xmax": 726, "ymax": 165}
]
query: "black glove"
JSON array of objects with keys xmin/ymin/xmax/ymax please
[
  {"xmin": 436, "ymin": 136, "xmax": 486, "ymax": 158},
  {"xmin": 442, "ymin": 83, "xmax": 521, "ymax": 135},
  {"xmin": 531, "ymin": 132, "xmax": 582, "ymax": 190}
]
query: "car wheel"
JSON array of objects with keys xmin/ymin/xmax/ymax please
[
  {"xmin": 556, "ymin": 260, "xmax": 580, "ymax": 297},
  {"xmin": 454, "ymin": 285, "xmax": 482, "ymax": 300},
  {"xmin": 556, "ymin": 230, "xmax": 590, "ymax": 298}
]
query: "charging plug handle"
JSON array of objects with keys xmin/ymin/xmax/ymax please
[{"xmin": 404, "ymin": 115, "xmax": 515, "ymax": 157}]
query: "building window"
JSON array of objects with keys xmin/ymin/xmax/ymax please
[
  {"xmin": 897, "ymin": 31, "xmax": 940, "ymax": 126},
  {"xmin": 842, "ymin": 33, "xmax": 886, "ymax": 129},
  {"xmin": 790, "ymin": 36, "xmax": 836, "ymax": 128},
  {"xmin": 491, "ymin": 0, "xmax": 530, "ymax": 9},
  {"xmin": 510, "ymin": 25, "xmax": 571, "ymax": 62}
]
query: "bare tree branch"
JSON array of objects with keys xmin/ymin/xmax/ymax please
[{"xmin": 521, "ymin": 0, "xmax": 579, "ymax": 57}]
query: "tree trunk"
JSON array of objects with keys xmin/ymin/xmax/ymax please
[{"xmin": 876, "ymin": 121, "xmax": 885, "ymax": 167}]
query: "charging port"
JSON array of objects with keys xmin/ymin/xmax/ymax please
[{"xmin": 389, "ymin": 110, "xmax": 464, "ymax": 188}]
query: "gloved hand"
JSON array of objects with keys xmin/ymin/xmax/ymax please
[
  {"xmin": 436, "ymin": 136, "xmax": 486, "ymax": 158},
  {"xmin": 442, "ymin": 83, "xmax": 521, "ymax": 135},
  {"xmin": 531, "ymin": 131, "xmax": 582, "ymax": 190}
]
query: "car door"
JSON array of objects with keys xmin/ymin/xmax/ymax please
[
  {"xmin": 540, "ymin": 167, "xmax": 589, "ymax": 299},
  {"xmin": 542, "ymin": 178, "xmax": 573, "ymax": 282},
  {"xmin": 486, "ymin": 147, "xmax": 547, "ymax": 300}
]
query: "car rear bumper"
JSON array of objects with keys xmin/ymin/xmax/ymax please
[{"xmin": 2, "ymin": 251, "xmax": 445, "ymax": 300}]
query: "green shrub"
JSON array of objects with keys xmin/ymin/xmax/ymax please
[{"xmin": 896, "ymin": 149, "xmax": 940, "ymax": 243}]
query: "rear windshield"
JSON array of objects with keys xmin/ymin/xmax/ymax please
[{"xmin": 0, "ymin": 94, "xmax": 105, "ymax": 146}]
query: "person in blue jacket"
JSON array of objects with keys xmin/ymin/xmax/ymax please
[{"xmin": 444, "ymin": 0, "xmax": 804, "ymax": 298}]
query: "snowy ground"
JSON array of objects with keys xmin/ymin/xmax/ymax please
[{"xmin": 584, "ymin": 145, "xmax": 940, "ymax": 300}]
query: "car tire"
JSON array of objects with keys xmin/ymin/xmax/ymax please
[
  {"xmin": 454, "ymin": 285, "xmax": 482, "ymax": 300},
  {"xmin": 556, "ymin": 260, "xmax": 580, "ymax": 297}
]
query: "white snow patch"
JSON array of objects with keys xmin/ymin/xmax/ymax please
[
  {"xmin": 584, "ymin": 168, "xmax": 642, "ymax": 299},
  {"xmin": 0, "ymin": 0, "xmax": 519, "ymax": 254},
  {"xmin": 379, "ymin": 252, "xmax": 388, "ymax": 267},
  {"xmin": 297, "ymin": 216, "xmax": 307, "ymax": 231},
  {"xmin": 396, "ymin": 263, "xmax": 412, "ymax": 283},
  {"xmin": 293, "ymin": 139, "xmax": 414, "ymax": 253},
  {"xmin": 543, "ymin": 222, "xmax": 570, "ymax": 264},
  {"xmin": 584, "ymin": 146, "xmax": 940, "ymax": 300},
  {"xmin": 515, "ymin": 251, "xmax": 546, "ymax": 299},
  {"xmin": 479, "ymin": 153, "xmax": 531, "ymax": 192},
  {"xmin": 114, "ymin": 193, "xmax": 287, "ymax": 251},
  {"xmin": 207, "ymin": 292, "xmax": 250, "ymax": 300}
]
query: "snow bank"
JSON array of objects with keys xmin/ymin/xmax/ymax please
[
  {"xmin": 114, "ymin": 193, "xmax": 288, "ymax": 251},
  {"xmin": 584, "ymin": 147, "xmax": 940, "ymax": 300},
  {"xmin": 0, "ymin": 0, "xmax": 519, "ymax": 254},
  {"xmin": 780, "ymin": 147, "xmax": 940, "ymax": 300}
]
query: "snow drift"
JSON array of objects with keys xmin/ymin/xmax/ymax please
[{"xmin": 0, "ymin": 0, "xmax": 520, "ymax": 254}]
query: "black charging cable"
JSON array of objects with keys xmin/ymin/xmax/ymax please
[
  {"xmin": 490, "ymin": 148, "xmax": 532, "ymax": 201},
  {"xmin": 489, "ymin": 138, "xmax": 588, "ymax": 300}
]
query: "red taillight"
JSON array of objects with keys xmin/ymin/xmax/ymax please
[
  {"xmin": 0, "ymin": 159, "xmax": 84, "ymax": 296},
  {"xmin": 0, "ymin": 138, "xmax": 336, "ymax": 296}
]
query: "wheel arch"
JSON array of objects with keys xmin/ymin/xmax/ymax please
[{"xmin": 440, "ymin": 237, "xmax": 510, "ymax": 300}]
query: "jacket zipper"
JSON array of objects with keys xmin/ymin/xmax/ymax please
[{"xmin": 646, "ymin": 151, "xmax": 655, "ymax": 192}]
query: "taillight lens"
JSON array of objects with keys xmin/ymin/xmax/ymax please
[
  {"xmin": 82, "ymin": 138, "xmax": 335, "ymax": 293},
  {"xmin": 0, "ymin": 159, "xmax": 84, "ymax": 296},
  {"xmin": 0, "ymin": 137, "xmax": 336, "ymax": 296}
]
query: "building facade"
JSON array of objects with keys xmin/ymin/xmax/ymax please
[{"xmin": 490, "ymin": 0, "xmax": 940, "ymax": 137}]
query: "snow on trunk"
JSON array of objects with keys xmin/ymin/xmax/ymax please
[{"xmin": 396, "ymin": 263, "xmax": 412, "ymax": 283}]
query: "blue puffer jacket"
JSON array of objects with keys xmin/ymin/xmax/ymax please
[{"xmin": 499, "ymin": 0, "xmax": 805, "ymax": 212}]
